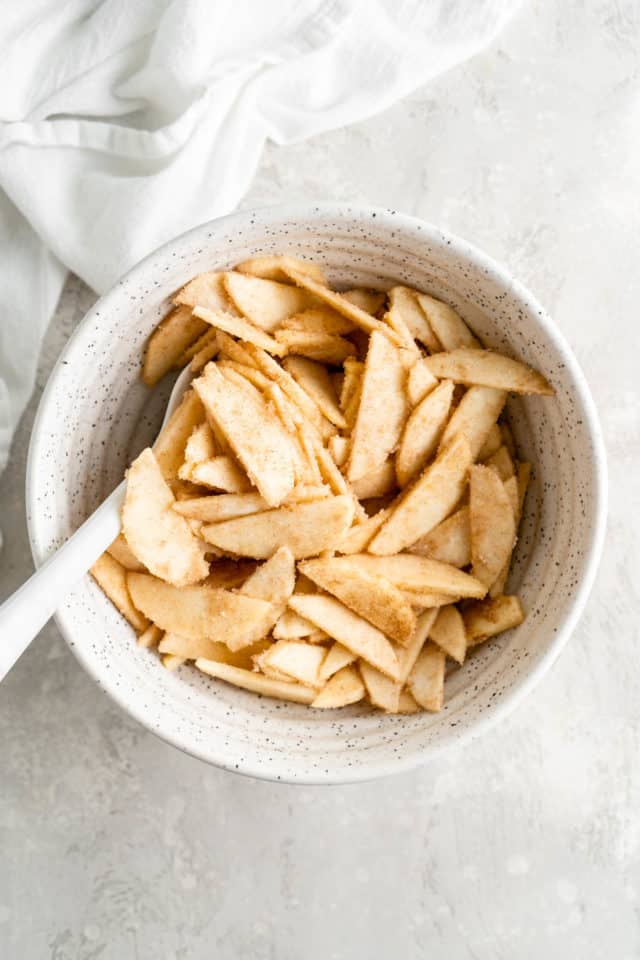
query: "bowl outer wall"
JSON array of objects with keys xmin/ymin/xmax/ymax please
[{"xmin": 25, "ymin": 204, "xmax": 607, "ymax": 784}]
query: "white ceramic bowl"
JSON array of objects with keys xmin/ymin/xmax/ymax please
[{"xmin": 26, "ymin": 205, "xmax": 607, "ymax": 784}]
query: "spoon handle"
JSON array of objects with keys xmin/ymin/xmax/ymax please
[{"xmin": 0, "ymin": 482, "xmax": 125, "ymax": 680}]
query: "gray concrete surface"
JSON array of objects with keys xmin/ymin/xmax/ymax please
[{"xmin": 2, "ymin": 1, "xmax": 640, "ymax": 957}]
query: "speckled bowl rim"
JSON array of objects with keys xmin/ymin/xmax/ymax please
[{"xmin": 26, "ymin": 203, "xmax": 608, "ymax": 784}]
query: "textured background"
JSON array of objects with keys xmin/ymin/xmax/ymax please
[{"xmin": 2, "ymin": 1, "xmax": 639, "ymax": 957}]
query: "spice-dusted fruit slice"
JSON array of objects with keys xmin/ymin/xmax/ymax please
[
  {"xmin": 369, "ymin": 434, "xmax": 472, "ymax": 555},
  {"xmin": 127, "ymin": 573, "xmax": 275, "ymax": 648},
  {"xmin": 153, "ymin": 389, "xmax": 205, "ymax": 482},
  {"xmin": 289, "ymin": 594, "xmax": 400, "ymax": 681},
  {"xmin": 415, "ymin": 294, "xmax": 480, "ymax": 350},
  {"xmin": 407, "ymin": 642, "xmax": 446, "ymax": 711},
  {"xmin": 429, "ymin": 604, "xmax": 467, "ymax": 664},
  {"xmin": 143, "ymin": 305, "xmax": 209, "ymax": 386},
  {"xmin": 234, "ymin": 255, "xmax": 326, "ymax": 285},
  {"xmin": 464, "ymin": 595, "xmax": 524, "ymax": 647},
  {"xmin": 299, "ymin": 557, "xmax": 416, "ymax": 645},
  {"xmin": 200, "ymin": 496, "xmax": 353, "ymax": 560},
  {"xmin": 425, "ymin": 348, "xmax": 553, "ymax": 395},
  {"xmin": 408, "ymin": 507, "xmax": 471, "ymax": 568},
  {"xmin": 347, "ymin": 331, "xmax": 408, "ymax": 483},
  {"xmin": 283, "ymin": 356, "xmax": 346, "ymax": 429},
  {"xmin": 262, "ymin": 640, "xmax": 326, "ymax": 687},
  {"xmin": 195, "ymin": 660, "xmax": 315, "ymax": 704},
  {"xmin": 338, "ymin": 554, "xmax": 486, "ymax": 599},
  {"xmin": 469, "ymin": 465, "xmax": 517, "ymax": 589},
  {"xmin": 193, "ymin": 363, "xmax": 296, "ymax": 506},
  {"xmin": 439, "ymin": 386, "xmax": 507, "ymax": 460},
  {"xmin": 122, "ymin": 448, "xmax": 209, "ymax": 587},
  {"xmin": 283, "ymin": 267, "xmax": 401, "ymax": 342},
  {"xmin": 90, "ymin": 552, "xmax": 149, "ymax": 632},
  {"xmin": 387, "ymin": 286, "xmax": 441, "ymax": 352},
  {"xmin": 396, "ymin": 379, "xmax": 455, "ymax": 487},
  {"xmin": 311, "ymin": 665, "xmax": 366, "ymax": 709},
  {"xmin": 223, "ymin": 271, "xmax": 316, "ymax": 331}
]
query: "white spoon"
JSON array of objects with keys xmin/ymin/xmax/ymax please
[{"xmin": 0, "ymin": 365, "xmax": 194, "ymax": 680}]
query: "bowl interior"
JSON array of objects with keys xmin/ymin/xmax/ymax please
[{"xmin": 27, "ymin": 206, "xmax": 605, "ymax": 783}]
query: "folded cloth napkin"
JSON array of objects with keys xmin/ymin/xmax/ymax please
[{"xmin": 0, "ymin": 0, "xmax": 521, "ymax": 471}]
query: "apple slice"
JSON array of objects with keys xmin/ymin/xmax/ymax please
[
  {"xmin": 369, "ymin": 434, "xmax": 472, "ymax": 555},
  {"xmin": 299, "ymin": 557, "xmax": 416, "ymax": 645},
  {"xmin": 122, "ymin": 448, "xmax": 209, "ymax": 587},
  {"xmin": 311, "ymin": 666, "xmax": 366, "ymax": 709},
  {"xmin": 195, "ymin": 660, "xmax": 315, "ymax": 704},
  {"xmin": 127, "ymin": 572, "xmax": 274, "ymax": 648},
  {"xmin": 347, "ymin": 331, "xmax": 408, "ymax": 483},
  {"xmin": 201, "ymin": 495, "xmax": 352, "ymax": 560},
  {"xmin": 193, "ymin": 363, "xmax": 296, "ymax": 506},
  {"xmin": 425, "ymin": 348, "xmax": 553, "ymax": 395},
  {"xmin": 289, "ymin": 594, "xmax": 400, "ymax": 681}
]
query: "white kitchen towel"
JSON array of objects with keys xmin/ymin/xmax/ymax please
[{"xmin": 0, "ymin": 0, "xmax": 521, "ymax": 471}]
